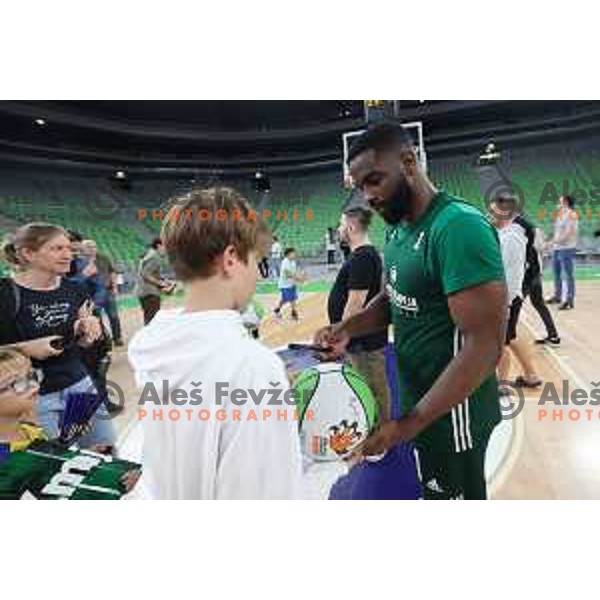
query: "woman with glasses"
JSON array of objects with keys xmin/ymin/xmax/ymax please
[{"xmin": 0, "ymin": 223, "xmax": 115, "ymax": 451}]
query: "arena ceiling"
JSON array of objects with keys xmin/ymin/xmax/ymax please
[{"xmin": 1, "ymin": 100, "xmax": 600, "ymax": 176}]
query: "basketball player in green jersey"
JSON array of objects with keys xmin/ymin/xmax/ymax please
[{"xmin": 315, "ymin": 122, "xmax": 507, "ymax": 499}]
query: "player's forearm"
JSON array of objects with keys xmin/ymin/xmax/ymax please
[
  {"xmin": 410, "ymin": 333, "xmax": 503, "ymax": 433},
  {"xmin": 341, "ymin": 291, "xmax": 390, "ymax": 338},
  {"xmin": 342, "ymin": 291, "xmax": 368, "ymax": 321},
  {"xmin": 342, "ymin": 300, "xmax": 363, "ymax": 321}
]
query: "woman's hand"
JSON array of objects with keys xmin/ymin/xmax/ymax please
[
  {"xmin": 13, "ymin": 336, "xmax": 64, "ymax": 360},
  {"xmin": 82, "ymin": 261, "xmax": 98, "ymax": 278},
  {"xmin": 74, "ymin": 300, "xmax": 102, "ymax": 345}
]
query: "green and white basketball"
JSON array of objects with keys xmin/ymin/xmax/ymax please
[{"xmin": 293, "ymin": 363, "xmax": 378, "ymax": 462}]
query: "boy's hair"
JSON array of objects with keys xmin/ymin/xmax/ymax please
[
  {"xmin": 0, "ymin": 347, "xmax": 31, "ymax": 381},
  {"xmin": 284, "ymin": 247, "xmax": 296, "ymax": 257},
  {"xmin": 150, "ymin": 237, "xmax": 163, "ymax": 250},
  {"xmin": 161, "ymin": 187, "xmax": 269, "ymax": 281},
  {"xmin": 347, "ymin": 121, "xmax": 413, "ymax": 165},
  {"xmin": 67, "ymin": 229, "xmax": 83, "ymax": 243}
]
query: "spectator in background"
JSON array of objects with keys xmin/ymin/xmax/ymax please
[
  {"xmin": 82, "ymin": 240, "xmax": 123, "ymax": 346},
  {"xmin": 258, "ymin": 256, "xmax": 269, "ymax": 279},
  {"xmin": 135, "ymin": 238, "xmax": 174, "ymax": 325},
  {"xmin": 327, "ymin": 207, "xmax": 391, "ymax": 422},
  {"xmin": 270, "ymin": 235, "xmax": 283, "ymax": 279},
  {"xmin": 326, "ymin": 228, "xmax": 336, "ymax": 267},
  {"xmin": 273, "ymin": 248, "xmax": 303, "ymax": 321},
  {"xmin": 490, "ymin": 199, "xmax": 542, "ymax": 390},
  {"xmin": 66, "ymin": 229, "xmax": 84, "ymax": 280},
  {"xmin": 115, "ymin": 268, "xmax": 125, "ymax": 295},
  {"xmin": 512, "ymin": 214, "xmax": 560, "ymax": 345},
  {"xmin": 0, "ymin": 223, "xmax": 114, "ymax": 449},
  {"xmin": 547, "ymin": 194, "xmax": 578, "ymax": 310}
]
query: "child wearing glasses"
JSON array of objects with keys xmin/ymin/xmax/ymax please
[{"xmin": 0, "ymin": 347, "xmax": 46, "ymax": 452}]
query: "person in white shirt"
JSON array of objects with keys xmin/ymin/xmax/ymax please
[
  {"xmin": 128, "ymin": 187, "xmax": 302, "ymax": 500},
  {"xmin": 325, "ymin": 228, "xmax": 336, "ymax": 267},
  {"xmin": 270, "ymin": 236, "xmax": 283, "ymax": 279},
  {"xmin": 489, "ymin": 198, "xmax": 541, "ymax": 389},
  {"xmin": 547, "ymin": 195, "xmax": 578, "ymax": 310},
  {"xmin": 273, "ymin": 247, "xmax": 303, "ymax": 321}
]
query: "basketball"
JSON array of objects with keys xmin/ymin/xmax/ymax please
[{"xmin": 293, "ymin": 363, "xmax": 379, "ymax": 462}]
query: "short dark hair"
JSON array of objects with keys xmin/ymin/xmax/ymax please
[
  {"xmin": 284, "ymin": 247, "xmax": 296, "ymax": 257},
  {"xmin": 561, "ymin": 195, "xmax": 575, "ymax": 209},
  {"xmin": 343, "ymin": 206, "xmax": 373, "ymax": 231},
  {"xmin": 495, "ymin": 195, "xmax": 518, "ymax": 211},
  {"xmin": 347, "ymin": 121, "xmax": 414, "ymax": 164},
  {"xmin": 150, "ymin": 237, "xmax": 163, "ymax": 250},
  {"xmin": 67, "ymin": 229, "xmax": 83, "ymax": 243}
]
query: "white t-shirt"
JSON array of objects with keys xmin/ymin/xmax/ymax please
[
  {"xmin": 278, "ymin": 258, "xmax": 297, "ymax": 289},
  {"xmin": 270, "ymin": 241, "xmax": 283, "ymax": 259},
  {"xmin": 128, "ymin": 309, "xmax": 303, "ymax": 499},
  {"xmin": 553, "ymin": 208, "xmax": 579, "ymax": 250},
  {"xmin": 325, "ymin": 232, "xmax": 335, "ymax": 251},
  {"xmin": 498, "ymin": 222, "xmax": 527, "ymax": 303}
]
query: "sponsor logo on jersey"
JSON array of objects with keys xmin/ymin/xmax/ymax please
[{"xmin": 386, "ymin": 283, "xmax": 420, "ymax": 316}]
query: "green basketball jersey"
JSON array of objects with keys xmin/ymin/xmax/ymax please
[
  {"xmin": 0, "ymin": 441, "xmax": 140, "ymax": 500},
  {"xmin": 384, "ymin": 191, "xmax": 505, "ymax": 454}
]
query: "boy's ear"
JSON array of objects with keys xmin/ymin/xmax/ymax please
[{"xmin": 222, "ymin": 245, "xmax": 235, "ymax": 265}]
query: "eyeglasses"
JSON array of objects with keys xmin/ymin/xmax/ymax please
[{"xmin": 0, "ymin": 369, "xmax": 44, "ymax": 395}]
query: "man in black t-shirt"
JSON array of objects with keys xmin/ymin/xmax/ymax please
[{"xmin": 327, "ymin": 207, "xmax": 391, "ymax": 421}]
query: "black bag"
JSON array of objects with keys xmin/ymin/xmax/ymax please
[
  {"xmin": 0, "ymin": 278, "xmax": 22, "ymax": 344},
  {"xmin": 80, "ymin": 307, "xmax": 113, "ymax": 403}
]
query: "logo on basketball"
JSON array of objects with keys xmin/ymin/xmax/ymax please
[
  {"xmin": 484, "ymin": 179, "xmax": 526, "ymax": 221},
  {"xmin": 328, "ymin": 420, "xmax": 363, "ymax": 456},
  {"xmin": 294, "ymin": 363, "xmax": 378, "ymax": 462}
]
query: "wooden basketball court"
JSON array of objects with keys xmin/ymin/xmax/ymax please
[{"xmin": 107, "ymin": 280, "xmax": 600, "ymax": 499}]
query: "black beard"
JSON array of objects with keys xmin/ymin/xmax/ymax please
[{"xmin": 379, "ymin": 178, "xmax": 413, "ymax": 225}]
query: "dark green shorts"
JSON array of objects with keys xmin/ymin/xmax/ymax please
[{"xmin": 414, "ymin": 440, "xmax": 489, "ymax": 500}]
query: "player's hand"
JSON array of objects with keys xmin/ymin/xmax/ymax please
[
  {"xmin": 15, "ymin": 336, "xmax": 64, "ymax": 360},
  {"xmin": 350, "ymin": 416, "xmax": 421, "ymax": 462},
  {"xmin": 313, "ymin": 324, "xmax": 350, "ymax": 360}
]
